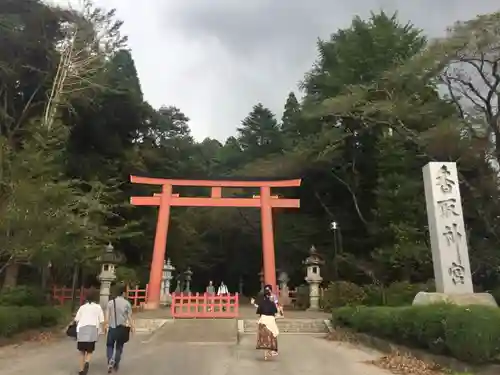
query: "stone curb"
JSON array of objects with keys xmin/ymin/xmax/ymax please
[{"xmin": 332, "ymin": 326, "xmax": 500, "ymax": 375}]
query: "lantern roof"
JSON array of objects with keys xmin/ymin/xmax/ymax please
[
  {"xmin": 97, "ymin": 243, "xmax": 123, "ymax": 265},
  {"xmin": 304, "ymin": 245, "xmax": 325, "ymax": 266}
]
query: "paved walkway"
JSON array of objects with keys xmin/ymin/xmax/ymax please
[
  {"xmin": 135, "ymin": 304, "xmax": 330, "ymax": 319},
  {"xmin": 0, "ymin": 331, "xmax": 391, "ymax": 375}
]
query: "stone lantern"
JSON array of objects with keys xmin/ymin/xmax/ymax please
[
  {"xmin": 278, "ymin": 271, "xmax": 291, "ymax": 306},
  {"xmin": 303, "ymin": 245, "xmax": 325, "ymax": 311},
  {"xmin": 184, "ymin": 267, "xmax": 193, "ymax": 294},
  {"xmin": 160, "ymin": 258, "xmax": 175, "ymax": 305},
  {"xmin": 97, "ymin": 243, "xmax": 122, "ymax": 309}
]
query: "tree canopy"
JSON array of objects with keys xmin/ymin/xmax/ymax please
[{"xmin": 2, "ymin": 4, "xmax": 500, "ymax": 294}]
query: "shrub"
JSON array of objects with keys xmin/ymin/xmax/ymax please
[
  {"xmin": 40, "ymin": 306, "xmax": 64, "ymax": 327},
  {"xmin": 322, "ymin": 281, "xmax": 367, "ymax": 311},
  {"xmin": 0, "ymin": 285, "xmax": 46, "ymax": 306},
  {"xmin": 16, "ymin": 306, "xmax": 42, "ymax": 330},
  {"xmin": 362, "ymin": 284, "xmax": 385, "ymax": 306},
  {"xmin": 444, "ymin": 305, "xmax": 500, "ymax": 363},
  {"xmin": 332, "ymin": 304, "xmax": 500, "ymax": 364},
  {"xmin": 0, "ymin": 305, "xmax": 62, "ymax": 337},
  {"xmin": 360, "ymin": 280, "xmax": 436, "ymax": 307},
  {"xmin": 384, "ymin": 281, "xmax": 433, "ymax": 306},
  {"xmin": 0, "ymin": 307, "xmax": 20, "ymax": 337}
]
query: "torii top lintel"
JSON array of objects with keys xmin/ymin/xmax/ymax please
[
  {"xmin": 130, "ymin": 175, "xmax": 301, "ymax": 188},
  {"xmin": 129, "ymin": 175, "xmax": 301, "ymax": 208}
]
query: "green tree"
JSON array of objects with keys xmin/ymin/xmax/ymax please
[
  {"xmin": 0, "ymin": 0, "xmax": 65, "ymax": 138},
  {"xmin": 237, "ymin": 103, "xmax": 282, "ymax": 159},
  {"xmin": 281, "ymin": 92, "xmax": 301, "ymax": 138},
  {"xmin": 231, "ymin": 12, "xmax": 437, "ymax": 285},
  {"xmin": 314, "ymin": 11, "xmax": 500, "ymax": 285},
  {"xmin": 215, "ymin": 137, "xmax": 244, "ymax": 173},
  {"xmin": 0, "ymin": 0, "xmax": 130, "ymax": 287}
]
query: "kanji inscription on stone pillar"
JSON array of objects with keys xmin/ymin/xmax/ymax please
[{"xmin": 422, "ymin": 162, "xmax": 473, "ymax": 294}]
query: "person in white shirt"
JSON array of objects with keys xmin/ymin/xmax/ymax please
[
  {"xmin": 217, "ymin": 281, "xmax": 229, "ymax": 295},
  {"xmin": 72, "ymin": 288, "xmax": 104, "ymax": 375},
  {"xmin": 217, "ymin": 281, "xmax": 229, "ymax": 311}
]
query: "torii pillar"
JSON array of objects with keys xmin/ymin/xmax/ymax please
[{"xmin": 260, "ymin": 186, "xmax": 277, "ymax": 291}]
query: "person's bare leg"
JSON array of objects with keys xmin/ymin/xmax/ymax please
[
  {"xmin": 81, "ymin": 351, "xmax": 92, "ymax": 374},
  {"xmin": 85, "ymin": 352, "xmax": 93, "ymax": 363},
  {"xmin": 79, "ymin": 352, "xmax": 86, "ymax": 372}
]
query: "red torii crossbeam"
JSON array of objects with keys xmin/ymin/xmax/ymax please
[{"xmin": 130, "ymin": 175, "xmax": 301, "ymax": 310}]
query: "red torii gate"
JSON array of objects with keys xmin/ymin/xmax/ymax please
[{"xmin": 130, "ymin": 175, "xmax": 301, "ymax": 309}]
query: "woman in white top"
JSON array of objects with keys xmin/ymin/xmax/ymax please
[
  {"xmin": 72, "ymin": 288, "xmax": 104, "ymax": 375},
  {"xmin": 217, "ymin": 281, "xmax": 229, "ymax": 295}
]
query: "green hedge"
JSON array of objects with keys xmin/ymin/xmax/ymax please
[
  {"xmin": 0, "ymin": 305, "xmax": 64, "ymax": 337},
  {"xmin": 0, "ymin": 286, "xmax": 47, "ymax": 307},
  {"xmin": 322, "ymin": 281, "xmax": 367, "ymax": 311},
  {"xmin": 322, "ymin": 281, "xmax": 435, "ymax": 310},
  {"xmin": 333, "ymin": 304, "xmax": 500, "ymax": 364}
]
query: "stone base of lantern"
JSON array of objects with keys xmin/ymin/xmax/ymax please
[
  {"xmin": 306, "ymin": 300, "xmax": 321, "ymax": 312},
  {"xmin": 412, "ymin": 291, "xmax": 497, "ymax": 307},
  {"xmin": 160, "ymin": 293, "xmax": 172, "ymax": 306},
  {"xmin": 98, "ymin": 279, "xmax": 113, "ymax": 311},
  {"xmin": 306, "ymin": 282, "xmax": 322, "ymax": 311}
]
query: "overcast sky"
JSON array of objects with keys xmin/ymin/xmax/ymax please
[{"xmin": 50, "ymin": 1, "xmax": 499, "ymax": 141}]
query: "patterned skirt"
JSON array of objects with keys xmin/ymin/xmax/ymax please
[{"xmin": 256, "ymin": 323, "xmax": 278, "ymax": 352}]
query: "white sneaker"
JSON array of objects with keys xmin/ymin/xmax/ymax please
[{"xmin": 107, "ymin": 359, "xmax": 115, "ymax": 373}]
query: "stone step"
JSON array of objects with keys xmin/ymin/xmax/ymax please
[{"xmin": 241, "ymin": 319, "xmax": 328, "ymax": 334}]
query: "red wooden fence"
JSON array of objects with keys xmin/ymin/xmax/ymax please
[
  {"xmin": 51, "ymin": 285, "xmax": 148, "ymax": 307},
  {"xmin": 171, "ymin": 293, "xmax": 239, "ymax": 318},
  {"xmin": 52, "ymin": 285, "xmax": 321, "ymax": 310},
  {"xmin": 51, "ymin": 286, "xmax": 89, "ymax": 305},
  {"xmin": 126, "ymin": 285, "xmax": 148, "ymax": 308}
]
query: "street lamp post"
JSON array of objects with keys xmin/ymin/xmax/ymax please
[{"xmin": 330, "ymin": 221, "xmax": 339, "ymax": 283}]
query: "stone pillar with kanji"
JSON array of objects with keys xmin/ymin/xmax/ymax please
[{"xmin": 414, "ymin": 162, "xmax": 496, "ymax": 306}]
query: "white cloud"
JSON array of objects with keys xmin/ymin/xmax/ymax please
[{"xmin": 48, "ymin": 0, "xmax": 500, "ymax": 141}]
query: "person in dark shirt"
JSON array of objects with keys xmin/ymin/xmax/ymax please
[{"xmin": 250, "ymin": 284, "xmax": 279, "ymax": 360}]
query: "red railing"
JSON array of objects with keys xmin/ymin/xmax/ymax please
[
  {"xmin": 52, "ymin": 285, "xmax": 148, "ymax": 308},
  {"xmin": 171, "ymin": 293, "xmax": 239, "ymax": 318},
  {"xmin": 52, "ymin": 286, "xmax": 89, "ymax": 305},
  {"xmin": 126, "ymin": 285, "xmax": 148, "ymax": 308},
  {"xmin": 52, "ymin": 285, "xmax": 321, "ymax": 310}
]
